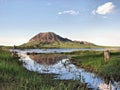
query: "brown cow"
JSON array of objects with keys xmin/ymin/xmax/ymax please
[{"xmin": 104, "ymin": 50, "xmax": 110, "ymax": 63}]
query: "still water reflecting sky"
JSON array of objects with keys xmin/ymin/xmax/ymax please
[{"xmin": 18, "ymin": 52, "xmax": 120, "ymax": 90}]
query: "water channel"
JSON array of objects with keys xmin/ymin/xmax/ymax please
[{"xmin": 13, "ymin": 49, "xmax": 120, "ymax": 90}]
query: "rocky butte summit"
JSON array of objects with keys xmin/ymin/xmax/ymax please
[
  {"xmin": 21, "ymin": 32, "xmax": 96, "ymax": 48},
  {"xmin": 29, "ymin": 32, "xmax": 72, "ymax": 43}
]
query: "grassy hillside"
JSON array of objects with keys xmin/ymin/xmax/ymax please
[{"xmin": 19, "ymin": 41, "xmax": 100, "ymax": 49}]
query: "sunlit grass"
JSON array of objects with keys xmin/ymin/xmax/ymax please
[{"xmin": 19, "ymin": 41, "xmax": 100, "ymax": 49}]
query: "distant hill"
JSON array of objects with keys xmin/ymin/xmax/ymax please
[
  {"xmin": 20, "ymin": 32, "xmax": 98, "ymax": 48},
  {"xmin": 29, "ymin": 32, "xmax": 71, "ymax": 43}
]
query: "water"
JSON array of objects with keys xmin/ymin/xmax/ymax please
[{"xmin": 15, "ymin": 49, "xmax": 120, "ymax": 90}]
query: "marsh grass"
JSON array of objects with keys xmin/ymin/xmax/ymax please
[
  {"xmin": 70, "ymin": 50, "xmax": 120, "ymax": 81},
  {"xmin": 0, "ymin": 50, "xmax": 88, "ymax": 90}
]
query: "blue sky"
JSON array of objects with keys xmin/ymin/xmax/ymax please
[{"xmin": 0, "ymin": 0, "xmax": 120, "ymax": 46}]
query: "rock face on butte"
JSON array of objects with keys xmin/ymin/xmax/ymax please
[{"xmin": 29, "ymin": 32, "xmax": 71, "ymax": 43}]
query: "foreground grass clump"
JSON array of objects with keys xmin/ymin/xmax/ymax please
[
  {"xmin": 70, "ymin": 50, "xmax": 120, "ymax": 81},
  {"xmin": 0, "ymin": 50, "xmax": 88, "ymax": 90}
]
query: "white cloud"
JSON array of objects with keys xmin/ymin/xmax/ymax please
[
  {"xmin": 58, "ymin": 10, "xmax": 80, "ymax": 15},
  {"xmin": 92, "ymin": 2, "xmax": 115, "ymax": 15}
]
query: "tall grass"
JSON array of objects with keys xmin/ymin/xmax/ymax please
[
  {"xmin": 0, "ymin": 50, "xmax": 88, "ymax": 90},
  {"xmin": 70, "ymin": 50, "xmax": 120, "ymax": 81}
]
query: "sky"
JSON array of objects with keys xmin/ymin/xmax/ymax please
[{"xmin": 0, "ymin": 0, "xmax": 120, "ymax": 46}]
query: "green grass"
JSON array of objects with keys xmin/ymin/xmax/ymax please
[
  {"xmin": 70, "ymin": 50, "xmax": 120, "ymax": 81},
  {"xmin": 19, "ymin": 41, "xmax": 100, "ymax": 49},
  {"xmin": 0, "ymin": 49, "xmax": 88, "ymax": 90}
]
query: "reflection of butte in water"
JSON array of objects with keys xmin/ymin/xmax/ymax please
[{"xmin": 28, "ymin": 54, "xmax": 67, "ymax": 65}]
